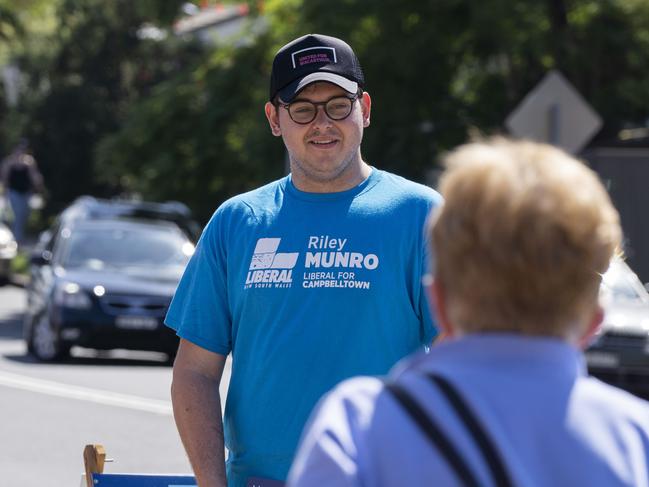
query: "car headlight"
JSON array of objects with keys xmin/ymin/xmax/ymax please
[
  {"xmin": 182, "ymin": 242, "xmax": 195, "ymax": 257},
  {"xmin": 54, "ymin": 282, "xmax": 92, "ymax": 309}
]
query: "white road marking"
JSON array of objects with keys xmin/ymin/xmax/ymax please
[{"xmin": 0, "ymin": 370, "xmax": 173, "ymax": 415}]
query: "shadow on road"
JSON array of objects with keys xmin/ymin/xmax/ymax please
[
  {"xmin": 7, "ymin": 274, "xmax": 27, "ymax": 289},
  {"xmin": 0, "ymin": 310, "xmax": 23, "ymax": 341}
]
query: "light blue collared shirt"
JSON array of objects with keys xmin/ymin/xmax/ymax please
[{"xmin": 289, "ymin": 334, "xmax": 649, "ymax": 487}]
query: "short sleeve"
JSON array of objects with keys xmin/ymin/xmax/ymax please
[{"xmin": 165, "ymin": 207, "xmax": 232, "ymax": 355}]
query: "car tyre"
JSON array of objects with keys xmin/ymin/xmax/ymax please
[{"xmin": 29, "ymin": 312, "xmax": 70, "ymax": 361}]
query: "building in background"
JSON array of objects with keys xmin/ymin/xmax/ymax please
[{"xmin": 174, "ymin": 2, "xmax": 266, "ymax": 46}]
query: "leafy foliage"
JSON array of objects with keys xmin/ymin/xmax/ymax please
[
  {"xmin": 4, "ymin": 0, "xmax": 649, "ymax": 224},
  {"xmin": 95, "ymin": 32, "xmax": 284, "ymax": 223},
  {"xmin": 3, "ymin": 0, "xmax": 192, "ymax": 215}
]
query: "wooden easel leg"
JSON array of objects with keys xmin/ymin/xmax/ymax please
[{"xmin": 83, "ymin": 444, "xmax": 106, "ymax": 487}]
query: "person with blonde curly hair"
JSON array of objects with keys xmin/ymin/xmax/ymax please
[{"xmin": 289, "ymin": 138, "xmax": 649, "ymax": 487}]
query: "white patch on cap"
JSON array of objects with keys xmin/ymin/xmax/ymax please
[
  {"xmin": 291, "ymin": 46, "xmax": 337, "ymax": 68},
  {"xmin": 294, "ymin": 72, "xmax": 358, "ymax": 95}
]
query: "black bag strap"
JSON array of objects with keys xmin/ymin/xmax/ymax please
[
  {"xmin": 426, "ymin": 373, "xmax": 513, "ymax": 487},
  {"xmin": 384, "ymin": 382, "xmax": 482, "ymax": 487}
]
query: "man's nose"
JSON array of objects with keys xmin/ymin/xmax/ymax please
[{"xmin": 312, "ymin": 104, "xmax": 332, "ymax": 126}]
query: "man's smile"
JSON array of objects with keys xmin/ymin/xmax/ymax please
[{"xmin": 307, "ymin": 135, "xmax": 340, "ymax": 149}]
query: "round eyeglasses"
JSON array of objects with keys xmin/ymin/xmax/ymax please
[{"xmin": 279, "ymin": 95, "xmax": 359, "ymax": 125}]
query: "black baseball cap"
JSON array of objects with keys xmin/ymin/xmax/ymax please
[{"xmin": 269, "ymin": 33, "xmax": 365, "ymax": 102}]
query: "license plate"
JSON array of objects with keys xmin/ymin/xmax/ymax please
[
  {"xmin": 585, "ymin": 351, "xmax": 620, "ymax": 368},
  {"xmin": 115, "ymin": 315, "xmax": 158, "ymax": 330}
]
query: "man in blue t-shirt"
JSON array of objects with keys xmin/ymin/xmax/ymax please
[{"xmin": 166, "ymin": 33, "xmax": 441, "ymax": 487}]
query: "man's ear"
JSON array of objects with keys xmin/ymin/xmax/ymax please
[
  {"xmin": 265, "ymin": 102, "xmax": 282, "ymax": 136},
  {"xmin": 429, "ymin": 278, "xmax": 455, "ymax": 339},
  {"xmin": 578, "ymin": 305, "xmax": 604, "ymax": 349},
  {"xmin": 360, "ymin": 92, "xmax": 371, "ymax": 128}
]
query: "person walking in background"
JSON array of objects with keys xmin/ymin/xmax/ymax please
[
  {"xmin": 288, "ymin": 138, "xmax": 649, "ymax": 487},
  {"xmin": 1, "ymin": 139, "xmax": 44, "ymax": 244},
  {"xmin": 165, "ymin": 33, "xmax": 442, "ymax": 487}
]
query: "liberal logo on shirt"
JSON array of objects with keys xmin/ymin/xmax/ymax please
[{"xmin": 245, "ymin": 238, "xmax": 298, "ymax": 289}]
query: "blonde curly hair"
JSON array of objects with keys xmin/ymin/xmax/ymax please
[{"xmin": 430, "ymin": 137, "xmax": 621, "ymax": 339}]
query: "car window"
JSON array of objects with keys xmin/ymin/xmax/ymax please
[
  {"xmin": 60, "ymin": 197, "xmax": 202, "ymax": 242},
  {"xmin": 57, "ymin": 225, "xmax": 194, "ymax": 270}
]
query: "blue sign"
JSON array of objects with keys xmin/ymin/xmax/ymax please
[{"xmin": 92, "ymin": 473, "xmax": 196, "ymax": 486}]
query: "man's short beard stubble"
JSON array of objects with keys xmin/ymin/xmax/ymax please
[
  {"xmin": 286, "ymin": 125, "xmax": 365, "ymax": 185},
  {"xmin": 288, "ymin": 149, "xmax": 359, "ymax": 184}
]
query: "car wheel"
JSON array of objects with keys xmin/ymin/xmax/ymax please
[{"xmin": 30, "ymin": 313, "xmax": 70, "ymax": 361}]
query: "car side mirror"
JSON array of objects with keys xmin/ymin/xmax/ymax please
[{"xmin": 30, "ymin": 250, "xmax": 52, "ymax": 266}]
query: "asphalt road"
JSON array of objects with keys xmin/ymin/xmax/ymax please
[{"xmin": 0, "ymin": 283, "xmax": 231, "ymax": 486}]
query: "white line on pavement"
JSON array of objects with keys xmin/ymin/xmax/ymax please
[{"xmin": 0, "ymin": 370, "xmax": 173, "ymax": 415}]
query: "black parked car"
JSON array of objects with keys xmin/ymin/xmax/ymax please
[
  {"xmin": 586, "ymin": 258, "xmax": 649, "ymax": 395},
  {"xmin": 24, "ymin": 218, "xmax": 194, "ymax": 362},
  {"xmin": 0, "ymin": 221, "xmax": 17, "ymax": 283}
]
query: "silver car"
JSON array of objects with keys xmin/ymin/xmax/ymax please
[
  {"xmin": 0, "ymin": 221, "xmax": 17, "ymax": 282},
  {"xmin": 586, "ymin": 258, "xmax": 649, "ymax": 395}
]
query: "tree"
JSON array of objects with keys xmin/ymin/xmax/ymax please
[
  {"xmin": 96, "ymin": 33, "xmax": 284, "ymax": 223},
  {"xmin": 286, "ymin": 0, "xmax": 649, "ymax": 180},
  {"xmin": 5, "ymin": 0, "xmax": 193, "ymax": 215},
  {"xmin": 11, "ymin": 0, "xmax": 649, "ymax": 224}
]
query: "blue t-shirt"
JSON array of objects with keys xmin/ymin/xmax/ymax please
[{"xmin": 165, "ymin": 169, "xmax": 441, "ymax": 486}]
